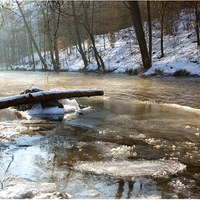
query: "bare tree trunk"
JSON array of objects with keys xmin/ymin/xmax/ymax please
[
  {"xmin": 71, "ymin": 1, "xmax": 88, "ymax": 70},
  {"xmin": 90, "ymin": 31, "xmax": 105, "ymax": 71},
  {"xmin": 81, "ymin": 2, "xmax": 105, "ymax": 71},
  {"xmin": 28, "ymin": 24, "xmax": 35, "ymax": 70},
  {"xmin": 160, "ymin": 5, "xmax": 165, "ymax": 58},
  {"xmin": 41, "ymin": 9, "xmax": 54, "ymax": 70},
  {"xmin": 147, "ymin": 1, "xmax": 152, "ymax": 63},
  {"xmin": 129, "ymin": 1, "xmax": 151, "ymax": 71},
  {"xmin": 29, "ymin": 37, "xmax": 35, "ymax": 70},
  {"xmin": 41, "ymin": 3, "xmax": 60, "ymax": 72},
  {"xmin": 51, "ymin": 2, "xmax": 60, "ymax": 72},
  {"xmin": 4, "ymin": 45, "xmax": 10, "ymax": 69},
  {"xmin": 195, "ymin": 1, "xmax": 200, "ymax": 47},
  {"xmin": 16, "ymin": 1, "xmax": 48, "ymax": 69}
]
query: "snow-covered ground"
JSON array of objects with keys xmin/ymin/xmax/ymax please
[
  {"xmin": 63, "ymin": 24, "xmax": 200, "ymax": 76},
  {"xmin": 9, "ymin": 28, "xmax": 200, "ymax": 76},
  {"xmin": 2, "ymin": 10, "xmax": 200, "ymax": 76}
]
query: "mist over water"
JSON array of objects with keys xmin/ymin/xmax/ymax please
[{"xmin": 0, "ymin": 71, "xmax": 200, "ymax": 198}]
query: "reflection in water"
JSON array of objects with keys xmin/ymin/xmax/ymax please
[
  {"xmin": 0, "ymin": 99, "xmax": 200, "ymax": 198},
  {"xmin": 115, "ymin": 178, "xmax": 161, "ymax": 199},
  {"xmin": 0, "ymin": 72, "xmax": 200, "ymax": 198},
  {"xmin": 127, "ymin": 181, "xmax": 134, "ymax": 198},
  {"xmin": 115, "ymin": 180, "xmax": 135, "ymax": 199},
  {"xmin": 116, "ymin": 179, "xmax": 125, "ymax": 199}
]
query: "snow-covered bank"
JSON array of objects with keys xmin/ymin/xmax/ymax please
[
  {"xmin": 11, "ymin": 27, "xmax": 200, "ymax": 76},
  {"xmin": 1, "ymin": 10, "xmax": 200, "ymax": 76}
]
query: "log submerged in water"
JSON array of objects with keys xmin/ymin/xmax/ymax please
[{"xmin": 0, "ymin": 89, "xmax": 104, "ymax": 110}]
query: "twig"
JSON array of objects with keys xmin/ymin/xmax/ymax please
[{"xmin": 5, "ymin": 154, "xmax": 14, "ymax": 173}]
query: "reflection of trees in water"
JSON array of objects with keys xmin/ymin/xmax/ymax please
[
  {"xmin": 115, "ymin": 180, "xmax": 135, "ymax": 199},
  {"xmin": 115, "ymin": 179, "xmax": 124, "ymax": 199},
  {"xmin": 115, "ymin": 178, "xmax": 160, "ymax": 198},
  {"xmin": 127, "ymin": 181, "xmax": 134, "ymax": 198}
]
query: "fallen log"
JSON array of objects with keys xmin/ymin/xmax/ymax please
[{"xmin": 0, "ymin": 89, "xmax": 104, "ymax": 110}]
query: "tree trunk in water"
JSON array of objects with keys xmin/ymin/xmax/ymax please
[
  {"xmin": 129, "ymin": 1, "xmax": 151, "ymax": 71},
  {"xmin": 0, "ymin": 89, "xmax": 104, "ymax": 110},
  {"xmin": 16, "ymin": 1, "xmax": 48, "ymax": 69}
]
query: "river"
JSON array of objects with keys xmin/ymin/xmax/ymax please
[{"xmin": 0, "ymin": 71, "xmax": 200, "ymax": 198}]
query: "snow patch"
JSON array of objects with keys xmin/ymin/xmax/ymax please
[
  {"xmin": 14, "ymin": 98, "xmax": 80, "ymax": 120},
  {"xmin": 28, "ymin": 104, "xmax": 64, "ymax": 115},
  {"xmin": 62, "ymin": 99, "xmax": 80, "ymax": 113},
  {"xmin": 0, "ymin": 176, "xmax": 59, "ymax": 199}
]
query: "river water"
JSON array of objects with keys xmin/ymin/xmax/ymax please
[{"xmin": 0, "ymin": 71, "xmax": 200, "ymax": 198}]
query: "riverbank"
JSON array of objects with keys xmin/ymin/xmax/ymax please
[{"xmin": 1, "ymin": 15, "xmax": 200, "ymax": 76}]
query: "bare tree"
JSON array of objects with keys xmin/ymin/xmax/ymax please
[
  {"xmin": 128, "ymin": 1, "xmax": 151, "ymax": 70},
  {"xmin": 152, "ymin": 1, "xmax": 169, "ymax": 58},
  {"xmin": 80, "ymin": 1, "xmax": 105, "ymax": 71},
  {"xmin": 49, "ymin": 1, "xmax": 60, "ymax": 72},
  {"xmin": 71, "ymin": 1, "xmax": 88, "ymax": 70},
  {"xmin": 147, "ymin": 1, "xmax": 152, "ymax": 63},
  {"xmin": 40, "ymin": 1, "xmax": 61, "ymax": 72},
  {"xmin": 194, "ymin": 1, "xmax": 200, "ymax": 47},
  {"xmin": 16, "ymin": 1, "xmax": 48, "ymax": 69}
]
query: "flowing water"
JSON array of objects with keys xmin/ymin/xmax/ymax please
[{"xmin": 0, "ymin": 71, "xmax": 200, "ymax": 198}]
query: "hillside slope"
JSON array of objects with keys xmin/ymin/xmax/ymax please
[{"xmin": 9, "ymin": 14, "xmax": 200, "ymax": 76}]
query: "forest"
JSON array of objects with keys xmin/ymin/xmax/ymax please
[{"xmin": 0, "ymin": 1, "xmax": 199, "ymax": 74}]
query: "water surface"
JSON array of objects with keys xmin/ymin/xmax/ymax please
[{"xmin": 0, "ymin": 71, "xmax": 200, "ymax": 198}]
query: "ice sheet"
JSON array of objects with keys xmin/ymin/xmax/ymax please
[{"xmin": 74, "ymin": 160, "xmax": 186, "ymax": 179}]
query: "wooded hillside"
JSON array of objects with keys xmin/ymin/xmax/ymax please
[{"xmin": 0, "ymin": 1, "xmax": 198, "ymax": 72}]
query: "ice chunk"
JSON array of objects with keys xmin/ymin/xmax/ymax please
[
  {"xmin": 15, "ymin": 135, "xmax": 42, "ymax": 146},
  {"xmin": 28, "ymin": 104, "xmax": 64, "ymax": 115},
  {"xmin": 0, "ymin": 176, "xmax": 57, "ymax": 199},
  {"xmin": 74, "ymin": 160, "xmax": 186, "ymax": 179},
  {"xmin": 11, "ymin": 99, "xmax": 80, "ymax": 121},
  {"xmin": 62, "ymin": 99, "xmax": 80, "ymax": 113}
]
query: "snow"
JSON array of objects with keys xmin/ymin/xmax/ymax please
[
  {"xmin": 28, "ymin": 103, "xmax": 64, "ymax": 115},
  {"xmin": 62, "ymin": 98, "xmax": 80, "ymax": 113},
  {"xmin": 0, "ymin": 122, "xmax": 27, "ymax": 141},
  {"xmin": 2, "ymin": 9, "xmax": 200, "ymax": 77},
  {"xmin": 19, "ymin": 98, "xmax": 80, "ymax": 119},
  {"xmin": 0, "ymin": 176, "xmax": 59, "ymax": 199}
]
